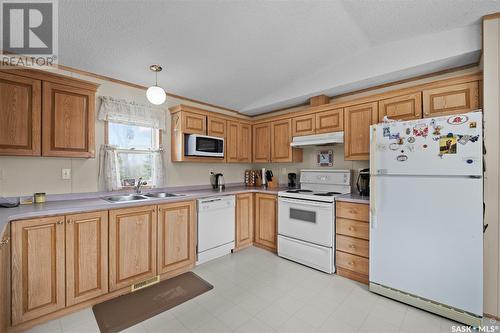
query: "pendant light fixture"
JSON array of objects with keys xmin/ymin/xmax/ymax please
[{"xmin": 146, "ymin": 64, "xmax": 167, "ymax": 105}]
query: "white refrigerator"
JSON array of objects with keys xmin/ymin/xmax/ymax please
[{"xmin": 369, "ymin": 111, "xmax": 483, "ymax": 326}]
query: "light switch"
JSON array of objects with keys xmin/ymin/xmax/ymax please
[{"xmin": 62, "ymin": 168, "xmax": 71, "ymax": 180}]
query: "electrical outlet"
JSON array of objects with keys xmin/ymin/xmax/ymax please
[{"xmin": 62, "ymin": 168, "xmax": 71, "ymax": 180}]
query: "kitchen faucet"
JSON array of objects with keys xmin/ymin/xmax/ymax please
[{"xmin": 134, "ymin": 177, "xmax": 147, "ymax": 194}]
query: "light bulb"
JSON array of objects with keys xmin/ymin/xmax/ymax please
[{"xmin": 146, "ymin": 85, "xmax": 166, "ymax": 105}]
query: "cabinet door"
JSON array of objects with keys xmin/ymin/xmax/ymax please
[
  {"xmin": 271, "ymin": 119, "xmax": 293, "ymax": 162},
  {"xmin": 238, "ymin": 122, "xmax": 252, "ymax": 162},
  {"xmin": 182, "ymin": 111, "xmax": 206, "ymax": 135},
  {"xmin": 65, "ymin": 211, "xmax": 108, "ymax": 306},
  {"xmin": 378, "ymin": 92, "xmax": 422, "ymax": 122},
  {"xmin": 157, "ymin": 201, "xmax": 196, "ymax": 275},
  {"xmin": 109, "ymin": 205, "xmax": 157, "ymax": 291},
  {"xmin": 315, "ymin": 108, "xmax": 343, "ymax": 134},
  {"xmin": 236, "ymin": 193, "xmax": 253, "ymax": 249},
  {"xmin": 207, "ymin": 116, "xmax": 226, "ymax": 138},
  {"xmin": 226, "ymin": 121, "xmax": 239, "ymax": 162},
  {"xmin": 0, "ymin": 71, "xmax": 41, "ymax": 156},
  {"xmin": 254, "ymin": 194, "xmax": 277, "ymax": 252},
  {"xmin": 0, "ymin": 227, "xmax": 10, "ymax": 333},
  {"xmin": 11, "ymin": 216, "xmax": 65, "ymax": 325},
  {"xmin": 42, "ymin": 81, "xmax": 95, "ymax": 158},
  {"xmin": 344, "ymin": 102, "xmax": 378, "ymax": 161},
  {"xmin": 253, "ymin": 123, "xmax": 271, "ymax": 163},
  {"xmin": 423, "ymin": 81, "xmax": 480, "ymax": 118},
  {"xmin": 292, "ymin": 114, "xmax": 315, "ymax": 137}
]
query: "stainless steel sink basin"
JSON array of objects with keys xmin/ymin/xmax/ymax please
[
  {"xmin": 103, "ymin": 194, "xmax": 149, "ymax": 203},
  {"xmin": 144, "ymin": 192, "xmax": 184, "ymax": 198}
]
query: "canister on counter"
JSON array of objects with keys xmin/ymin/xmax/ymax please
[{"xmin": 34, "ymin": 192, "xmax": 46, "ymax": 203}]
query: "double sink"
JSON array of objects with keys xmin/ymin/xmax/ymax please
[{"xmin": 103, "ymin": 192, "xmax": 184, "ymax": 203}]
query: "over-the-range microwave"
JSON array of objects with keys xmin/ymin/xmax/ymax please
[{"xmin": 186, "ymin": 134, "xmax": 224, "ymax": 157}]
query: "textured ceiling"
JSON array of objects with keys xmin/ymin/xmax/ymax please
[{"xmin": 57, "ymin": 0, "xmax": 499, "ymax": 114}]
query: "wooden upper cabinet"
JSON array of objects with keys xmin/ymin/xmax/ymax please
[
  {"xmin": 271, "ymin": 119, "xmax": 302, "ymax": 163},
  {"xmin": 344, "ymin": 102, "xmax": 378, "ymax": 161},
  {"xmin": 423, "ymin": 81, "xmax": 480, "ymax": 118},
  {"xmin": 157, "ymin": 201, "xmax": 196, "ymax": 275},
  {"xmin": 315, "ymin": 108, "xmax": 343, "ymax": 134},
  {"xmin": 11, "ymin": 216, "xmax": 66, "ymax": 325},
  {"xmin": 207, "ymin": 116, "xmax": 226, "ymax": 138},
  {"xmin": 42, "ymin": 81, "xmax": 95, "ymax": 158},
  {"xmin": 253, "ymin": 123, "xmax": 271, "ymax": 163},
  {"xmin": 236, "ymin": 193, "xmax": 254, "ymax": 249},
  {"xmin": 65, "ymin": 211, "xmax": 108, "ymax": 306},
  {"xmin": 378, "ymin": 92, "xmax": 422, "ymax": 122},
  {"xmin": 182, "ymin": 111, "xmax": 206, "ymax": 135},
  {"xmin": 238, "ymin": 122, "xmax": 252, "ymax": 162},
  {"xmin": 109, "ymin": 205, "xmax": 157, "ymax": 291},
  {"xmin": 292, "ymin": 114, "xmax": 315, "ymax": 137},
  {"xmin": 254, "ymin": 193, "xmax": 277, "ymax": 252},
  {"xmin": 0, "ymin": 71, "xmax": 41, "ymax": 156},
  {"xmin": 226, "ymin": 120, "xmax": 239, "ymax": 162}
]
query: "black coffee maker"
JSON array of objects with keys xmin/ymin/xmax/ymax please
[
  {"xmin": 356, "ymin": 168, "xmax": 370, "ymax": 196},
  {"xmin": 288, "ymin": 173, "xmax": 297, "ymax": 188}
]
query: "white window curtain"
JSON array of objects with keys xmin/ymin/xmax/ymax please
[
  {"xmin": 98, "ymin": 96, "xmax": 167, "ymax": 130},
  {"xmin": 151, "ymin": 145, "xmax": 166, "ymax": 188},
  {"xmin": 99, "ymin": 145, "xmax": 122, "ymax": 191},
  {"xmin": 98, "ymin": 96, "xmax": 167, "ymax": 190}
]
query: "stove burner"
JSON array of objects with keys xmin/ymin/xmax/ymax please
[
  {"xmin": 314, "ymin": 192, "xmax": 342, "ymax": 197},
  {"xmin": 286, "ymin": 189, "xmax": 313, "ymax": 193}
]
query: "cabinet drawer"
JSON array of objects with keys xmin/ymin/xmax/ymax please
[
  {"xmin": 336, "ymin": 202, "xmax": 369, "ymax": 221},
  {"xmin": 336, "ymin": 235, "xmax": 369, "ymax": 258},
  {"xmin": 336, "ymin": 251, "xmax": 369, "ymax": 276},
  {"xmin": 336, "ymin": 218, "xmax": 369, "ymax": 240}
]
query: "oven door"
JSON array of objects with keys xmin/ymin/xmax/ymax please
[{"xmin": 278, "ymin": 197, "xmax": 334, "ymax": 247}]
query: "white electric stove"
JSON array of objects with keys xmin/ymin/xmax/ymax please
[{"xmin": 277, "ymin": 169, "xmax": 352, "ymax": 273}]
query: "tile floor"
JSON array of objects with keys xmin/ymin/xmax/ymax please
[{"xmin": 26, "ymin": 246, "xmax": 498, "ymax": 333}]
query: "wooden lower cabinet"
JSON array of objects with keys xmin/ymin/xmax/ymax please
[
  {"xmin": 335, "ymin": 201, "xmax": 370, "ymax": 284},
  {"xmin": 235, "ymin": 193, "xmax": 254, "ymax": 250},
  {"xmin": 0, "ymin": 227, "xmax": 10, "ymax": 333},
  {"xmin": 157, "ymin": 201, "xmax": 196, "ymax": 275},
  {"xmin": 65, "ymin": 211, "xmax": 108, "ymax": 306},
  {"xmin": 11, "ymin": 216, "xmax": 66, "ymax": 325},
  {"xmin": 109, "ymin": 205, "xmax": 157, "ymax": 291},
  {"xmin": 254, "ymin": 193, "xmax": 277, "ymax": 252}
]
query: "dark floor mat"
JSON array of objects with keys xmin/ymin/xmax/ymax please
[{"xmin": 92, "ymin": 272, "xmax": 213, "ymax": 333}]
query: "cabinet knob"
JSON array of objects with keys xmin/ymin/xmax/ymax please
[
  {"xmin": 349, "ymin": 244, "xmax": 355, "ymax": 249},
  {"xmin": 57, "ymin": 220, "xmax": 64, "ymax": 225},
  {"xmin": 67, "ymin": 220, "xmax": 73, "ymax": 224},
  {"xmin": 349, "ymin": 261, "xmax": 354, "ymax": 266},
  {"xmin": 348, "ymin": 227, "xmax": 353, "ymax": 231}
]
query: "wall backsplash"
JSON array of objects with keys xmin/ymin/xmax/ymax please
[{"xmin": 0, "ymin": 68, "xmax": 366, "ymax": 197}]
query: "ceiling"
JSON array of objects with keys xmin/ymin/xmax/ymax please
[{"xmin": 58, "ymin": 0, "xmax": 500, "ymax": 114}]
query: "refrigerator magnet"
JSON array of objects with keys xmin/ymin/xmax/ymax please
[
  {"xmin": 407, "ymin": 137, "xmax": 416, "ymax": 143},
  {"xmin": 469, "ymin": 121, "xmax": 477, "ymax": 128},
  {"xmin": 405, "ymin": 128, "xmax": 411, "ymax": 135},
  {"xmin": 383, "ymin": 127, "xmax": 391, "ymax": 137},
  {"xmin": 389, "ymin": 133, "xmax": 400, "ymax": 140},
  {"xmin": 432, "ymin": 125, "xmax": 442, "ymax": 136},
  {"xmin": 469, "ymin": 135, "xmax": 480, "ymax": 143},
  {"xmin": 396, "ymin": 154, "xmax": 408, "ymax": 162},
  {"xmin": 398, "ymin": 138, "xmax": 404, "ymax": 145},
  {"xmin": 439, "ymin": 136, "xmax": 457, "ymax": 154},
  {"xmin": 413, "ymin": 125, "xmax": 429, "ymax": 137},
  {"xmin": 423, "ymin": 144, "xmax": 428, "ymax": 148},
  {"xmin": 389, "ymin": 143, "xmax": 399, "ymax": 150},
  {"xmin": 457, "ymin": 135, "xmax": 470, "ymax": 145},
  {"xmin": 447, "ymin": 115, "xmax": 468, "ymax": 125}
]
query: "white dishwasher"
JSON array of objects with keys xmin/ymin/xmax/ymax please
[{"xmin": 197, "ymin": 195, "xmax": 235, "ymax": 264}]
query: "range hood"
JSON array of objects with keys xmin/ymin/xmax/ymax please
[{"xmin": 290, "ymin": 132, "xmax": 344, "ymax": 147}]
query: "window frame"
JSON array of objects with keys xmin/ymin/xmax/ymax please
[{"xmin": 104, "ymin": 121, "xmax": 163, "ymax": 189}]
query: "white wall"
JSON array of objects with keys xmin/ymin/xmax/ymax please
[{"xmin": 483, "ymin": 16, "xmax": 500, "ymax": 318}]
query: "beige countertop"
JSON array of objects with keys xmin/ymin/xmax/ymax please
[
  {"xmin": 336, "ymin": 193, "xmax": 370, "ymax": 204},
  {"xmin": 0, "ymin": 185, "xmax": 284, "ymax": 232}
]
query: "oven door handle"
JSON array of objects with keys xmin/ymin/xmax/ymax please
[{"xmin": 279, "ymin": 197, "xmax": 333, "ymax": 208}]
